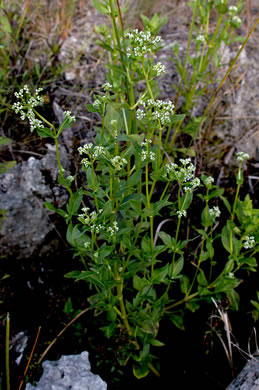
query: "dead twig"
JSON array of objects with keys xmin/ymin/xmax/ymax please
[
  {"xmin": 18, "ymin": 326, "xmax": 41, "ymax": 390},
  {"xmin": 38, "ymin": 307, "xmax": 89, "ymax": 364}
]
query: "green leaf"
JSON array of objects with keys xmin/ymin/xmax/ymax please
[
  {"xmin": 208, "ymin": 188, "xmax": 224, "ymax": 200},
  {"xmin": 180, "ymin": 275, "xmax": 190, "ymax": 294},
  {"xmin": 214, "ymin": 276, "xmax": 241, "ymax": 293},
  {"xmin": 133, "ymin": 365, "xmax": 150, "ymax": 379},
  {"xmin": 64, "ymin": 297, "xmax": 73, "ymax": 314},
  {"xmin": 76, "ymin": 271, "xmax": 105, "ymax": 288},
  {"xmin": 221, "ymin": 225, "xmax": 231, "ymax": 253},
  {"xmin": 0, "ymin": 15, "xmax": 12, "ymax": 33},
  {"xmin": 64, "ymin": 270, "xmax": 81, "ymax": 279},
  {"xmin": 152, "ymin": 264, "xmax": 168, "ymax": 284},
  {"xmin": 238, "ymin": 257, "xmax": 257, "ymax": 267},
  {"xmin": 67, "ymin": 192, "xmax": 83, "ymax": 216},
  {"xmin": 158, "ymin": 231, "xmax": 172, "ymax": 247},
  {"xmin": 133, "ymin": 274, "xmax": 149, "ymax": 291},
  {"xmin": 44, "ymin": 202, "xmax": 68, "ymax": 218},
  {"xmin": 219, "ymin": 195, "xmax": 231, "ymax": 213},
  {"xmin": 150, "ymin": 339, "xmax": 165, "ymax": 347},
  {"xmin": 36, "ymin": 127, "xmax": 54, "ymax": 138},
  {"xmin": 197, "ymin": 270, "xmax": 208, "ymax": 286},
  {"xmin": 0, "ymin": 136, "xmax": 12, "ymax": 146},
  {"xmin": 170, "ymin": 312, "xmax": 184, "ymax": 330},
  {"xmin": 92, "ymin": 0, "xmax": 109, "ymax": 14},
  {"xmin": 171, "ymin": 114, "xmax": 186, "ymax": 123},
  {"xmin": 0, "ymin": 160, "xmax": 16, "ymax": 174},
  {"xmin": 206, "ymin": 240, "xmax": 214, "ymax": 258},
  {"xmin": 105, "ymin": 64, "xmax": 127, "ymax": 76},
  {"xmin": 170, "ymin": 256, "xmax": 184, "ymax": 277},
  {"xmin": 227, "ymin": 290, "xmax": 240, "ymax": 311},
  {"xmin": 101, "ymin": 323, "xmax": 116, "ymax": 338},
  {"xmin": 104, "ymin": 103, "xmax": 123, "ymax": 134}
]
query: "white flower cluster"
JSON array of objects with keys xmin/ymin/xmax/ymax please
[
  {"xmin": 231, "ymin": 15, "xmax": 242, "ymax": 27},
  {"xmin": 176, "ymin": 210, "xmax": 187, "ymax": 218},
  {"xmin": 66, "ymin": 175, "xmax": 75, "ymax": 184},
  {"xmin": 12, "ymin": 85, "xmax": 45, "ymax": 132},
  {"xmin": 93, "ymin": 146, "xmax": 107, "ymax": 158},
  {"xmin": 125, "ymin": 29, "xmax": 162, "ymax": 59},
  {"xmin": 209, "ymin": 206, "xmax": 221, "ymax": 220},
  {"xmin": 243, "ymin": 236, "xmax": 255, "ymax": 249},
  {"xmin": 78, "ymin": 144, "xmax": 107, "ymax": 166},
  {"xmin": 236, "ymin": 152, "xmax": 250, "ymax": 162},
  {"xmin": 228, "ymin": 5, "xmax": 238, "ymax": 14},
  {"xmin": 107, "ymin": 221, "xmax": 119, "ymax": 237},
  {"xmin": 78, "ymin": 207, "xmax": 101, "ymax": 225},
  {"xmin": 78, "ymin": 143, "xmax": 93, "ymax": 155},
  {"xmin": 184, "ymin": 177, "xmax": 200, "ymax": 192},
  {"xmin": 165, "ymin": 158, "xmax": 200, "ymax": 191},
  {"xmin": 64, "ymin": 111, "xmax": 76, "ymax": 122},
  {"xmin": 203, "ymin": 176, "xmax": 214, "ymax": 187},
  {"xmin": 78, "ymin": 207, "xmax": 119, "ymax": 238},
  {"xmin": 153, "ymin": 62, "xmax": 166, "ymax": 77},
  {"xmin": 111, "ymin": 156, "xmax": 127, "ymax": 171},
  {"xmin": 102, "ymin": 82, "xmax": 112, "ymax": 91},
  {"xmin": 196, "ymin": 34, "xmax": 205, "ymax": 43},
  {"xmin": 141, "ymin": 139, "xmax": 155, "ymax": 162},
  {"xmin": 92, "ymin": 95, "xmax": 108, "ymax": 110},
  {"xmin": 137, "ymin": 99, "xmax": 175, "ymax": 126}
]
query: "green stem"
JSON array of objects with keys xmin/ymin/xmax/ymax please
[
  {"xmin": 164, "ymin": 292, "xmax": 199, "ymax": 312},
  {"xmin": 174, "ymin": 0, "xmax": 199, "ymax": 109},
  {"xmin": 33, "ymin": 109, "xmax": 55, "ymax": 131}
]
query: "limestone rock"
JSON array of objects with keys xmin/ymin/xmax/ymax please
[{"xmin": 25, "ymin": 352, "xmax": 107, "ymax": 390}]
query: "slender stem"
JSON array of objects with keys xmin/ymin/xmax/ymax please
[
  {"xmin": 18, "ymin": 326, "xmax": 41, "ymax": 390},
  {"xmin": 33, "ymin": 109, "xmax": 55, "ymax": 131},
  {"xmin": 203, "ymin": 15, "xmax": 259, "ymax": 119},
  {"xmin": 164, "ymin": 292, "xmax": 199, "ymax": 312},
  {"xmin": 174, "ymin": 0, "xmax": 199, "ymax": 109},
  {"xmin": 114, "ymin": 263, "xmax": 134, "ymax": 338},
  {"xmin": 160, "ymin": 182, "xmax": 170, "ymax": 202}
]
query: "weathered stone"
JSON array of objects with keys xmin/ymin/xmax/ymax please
[
  {"xmin": 0, "ymin": 145, "xmax": 69, "ymax": 260},
  {"xmin": 25, "ymin": 351, "xmax": 107, "ymax": 390},
  {"xmin": 226, "ymin": 351, "xmax": 259, "ymax": 390}
]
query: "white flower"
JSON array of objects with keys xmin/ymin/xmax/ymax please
[
  {"xmin": 153, "ymin": 62, "xmax": 166, "ymax": 77},
  {"xmin": 12, "ymin": 86, "xmax": 45, "ymax": 132},
  {"xmin": 231, "ymin": 15, "xmax": 242, "ymax": 27},
  {"xmin": 204, "ymin": 176, "xmax": 214, "ymax": 187},
  {"xmin": 243, "ymin": 236, "xmax": 255, "ymax": 249},
  {"xmin": 236, "ymin": 152, "xmax": 250, "ymax": 162},
  {"xmin": 125, "ymin": 28, "xmax": 162, "ymax": 59},
  {"xmin": 228, "ymin": 5, "xmax": 238, "ymax": 14},
  {"xmin": 64, "ymin": 111, "xmax": 76, "ymax": 122},
  {"xmin": 107, "ymin": 221, "xmax": 119, "ymax": 237},
  {"xmin": 67, "ymin": 175, "xmax": 74, "ymax": 183},
  {"xmin": 209, "ymin": 206, "xmax": 221, "ymax": 219},
  {"xmin": 136, "ymin": 109, "xmax": 146, "ymax": 121},
  {"xmin": 196, "ymin": 34, "xmax": 205, "ymax": 43},
  {"xmin": 81, "ymin": 158, "xmax": 91, "ymax": 169},
  {"xmin": 78, "ymin": 143, "xmax": 93, "ymax": 155},
  {"xmin": 111, "ymin": 156, "xmax": 127, "ymax": 171},
  {"xmin": 93, "ymin": 146, "xmax": 107, "ymax": 158},
  {"xmin": 102, "ymin": 82, "xmax": 112, "ymax": 91},
  {"xmin": 176, "ymin": 210, "xmax": 187, "ymax": 218}
]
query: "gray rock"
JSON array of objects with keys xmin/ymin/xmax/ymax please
[
  {"xmin": 0, "ymin": 145, "xmax": 69, "ymax": 260},
  {"xmin": 25, "ymin": 351, "xmax": 107, "ymax": 390},
  {"xmin": 226, "ymin": 351, "xmax": 259, "ymax": 390}
]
